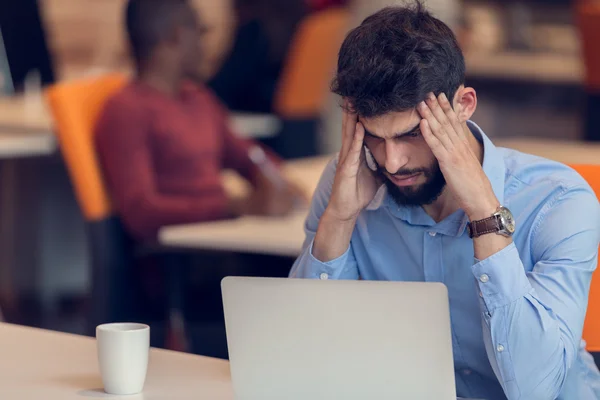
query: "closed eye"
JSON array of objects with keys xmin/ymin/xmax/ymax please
[{"xmin": 402, "ymin": 130, "xmax": 421, "ymax": 138}]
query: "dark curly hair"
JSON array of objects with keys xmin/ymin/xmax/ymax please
[{"xmin": 331, "ymin": 2, "xmax": 465, "ymax": 118}]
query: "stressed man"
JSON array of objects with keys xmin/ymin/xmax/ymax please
[
  {"xmin": 290, "ymin": 4, "xmax": 600, "ymax": 399},
  {"xmin": 96, "ymin": 0, "xmax": 303, "ymax": 241}
]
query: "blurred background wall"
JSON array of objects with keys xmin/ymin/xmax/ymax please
[{"xmin": 40, "ymin": 0, "xmax": 235, "ymax": 79}]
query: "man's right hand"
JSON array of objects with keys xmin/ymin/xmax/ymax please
[
  {"xmin": 312, "ymin": 106, "xmax": 381, "ymax": 263},
  {"xmin": 327, "ymin": 107, "xmax": 380, "ymax": 222}
]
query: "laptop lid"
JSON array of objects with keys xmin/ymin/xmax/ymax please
[{"xmin": 222, "ymin": 276, "xmax": 456, "ymax": 400}]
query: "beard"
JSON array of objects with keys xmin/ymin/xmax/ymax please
[{"xmin": 375, "ymin": 160, "xmax": 447, "ymax": 207}]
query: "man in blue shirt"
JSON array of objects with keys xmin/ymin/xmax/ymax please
[{"xmin": 290, "ymin": 3, "xmax": 600, "ymax": 399}]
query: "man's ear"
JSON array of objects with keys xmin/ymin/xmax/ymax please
[{"xmin": 452, "ymin": 86, "xmax": 477, "ymax": 123}]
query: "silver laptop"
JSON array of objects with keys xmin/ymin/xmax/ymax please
[{"xmin": 222, "ymin": 276, "xmax": 456, "ymax": 400}]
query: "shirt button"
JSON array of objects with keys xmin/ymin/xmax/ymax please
[
  {"xmin": 479, "ymin": 291, "xmax": 483, "ymax": 298},
  {"xmin": 462, "ymin": 369, "xmax": 472, "ymax": 376},
  {"xmin": 319, "ymin": 272, "xmax": 329, "ymax": 280},
  {"xmin": 497, "ymin": 344, "xmax": 505, "ymax": 353},
  {"xmin": 428, "ymin": 231, "xmax": 437, "ymax": 237},
  {"xmin": 479, "ymin": 274, "xmax": 489, "ymax": 283}
]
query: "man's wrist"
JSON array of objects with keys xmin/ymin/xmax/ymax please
[
  {"xmin": 322, "ymin": 207, "xmax": 359, "ymax": 228},
  {"xmin": 312, "ymin": 208, "xmax": 358, "ymax": 263},
  {"xmin": 467, "ymin": 198, "xmax": 500, "ymax": 222}
]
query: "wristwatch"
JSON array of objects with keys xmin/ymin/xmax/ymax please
[{"xmin": 467, "ymin": 206, "xmax": 516, "ymax": 238}]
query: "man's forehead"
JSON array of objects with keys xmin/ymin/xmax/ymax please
[{"xmin": 359, "ymin": 109, "xmax": 421, "ymax": 137}]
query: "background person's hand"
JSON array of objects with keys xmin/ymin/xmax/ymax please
[
  {"xmin": 231, "ymin": 174, "xmax": 307, "ymax": 217},
  {"xmin": 325, "ymin": 105, "xmax": 381, "ymax": 222}
]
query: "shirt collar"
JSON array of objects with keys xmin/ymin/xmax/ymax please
[{"xmin": 368, "ymin": 120, "xmax": 506, "ymax": 236}]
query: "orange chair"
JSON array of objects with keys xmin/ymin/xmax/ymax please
[
  {"xmin": 570, "ymin": 165, "xmax": 600, "ymax": 352},
  {"xmin": 268, "ymin": 7, "xmax": 350, "ymax": 158},
  {"xmin": 274, "ymin": 7, "xmax": 350, "ymax": 118},
  {"xmin": 45, "ymin": 73, "xmax": 133, "ymax": 332},
  {"xmin": 45, "ymin": 73, "xmax": 126, "ymax": 221}
]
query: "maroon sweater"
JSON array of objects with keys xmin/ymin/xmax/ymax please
[{"xmin": 95, "ymin": 81, "xmax": 271, "ymax": 240}]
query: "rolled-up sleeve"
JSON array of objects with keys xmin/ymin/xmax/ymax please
[
  {"xmin": 472, "ymin": 186, "xmax": 600, "ymax": 400},
  {"xmin": 289, "ymin": 155, "xmax": 359, "ymax": 280}
]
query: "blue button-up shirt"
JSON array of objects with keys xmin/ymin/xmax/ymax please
[{"xmin": 290, "ymin": 121, "xmax": 600, "ymax": 400}]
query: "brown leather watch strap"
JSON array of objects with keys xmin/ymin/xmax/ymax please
[{"xmin": 468, "ymin": 215, "xmax": 501, "ymax": 238}]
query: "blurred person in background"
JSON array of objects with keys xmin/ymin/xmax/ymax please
[
  {"xmin": 207, "ymin": 0, "xmax": 308, "ymax": 113},
  {"xmin": 95, "ymin": 0, "xmax": 305, "ymax": 242}
]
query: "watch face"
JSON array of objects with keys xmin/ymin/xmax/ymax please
[{"xmin": 498, "ymin": 207, "xmax": 516, "ymax": 234}]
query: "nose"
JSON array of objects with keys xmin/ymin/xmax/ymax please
[{"xmin": 384, "ymin": 140, "xmax": 409, "ymax": 174}]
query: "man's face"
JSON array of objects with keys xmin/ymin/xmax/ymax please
[{"xmin": 360, "ymin": 109, "xmax": 446, "ymax": 207}]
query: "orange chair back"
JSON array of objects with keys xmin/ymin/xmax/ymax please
[
  {"xmin": 274, "ymin": 7, "xmax": 350, "ymax": 118},
  {"xmin": 571, "ymin": 164, "xmax": 600, "ymax": 351},
  {"xmin": 575, "ymin": 2, "xmax": 600, "ymax": 91},
  {"xmin": 45, "ymin": 73, "xmax": 127, "ymax": 222}
]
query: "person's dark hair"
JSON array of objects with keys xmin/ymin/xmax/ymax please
[
  {"xmin": 125, "ymin": 0, "xmax": 193, "ymax": 67},
  {"xmin": 331, "ymin": 2, "xmax": 465, "ymax": 118}
]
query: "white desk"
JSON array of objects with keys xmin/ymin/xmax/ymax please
[
  {"xmin": 0, "ymin": 96, "xmax": 53, "ymax": 133},
  {"xmin": 0, "ymin": 96, "xmax": 56, "ymax": 157},
  {"xmin": 0, "ymin": 132, "xmax": 56, "ymax": 158},
  {"xmin": 0, "ymin": 322, "xmax": 234, "ymax": 399},
  {"xmin": 159, "ymin": 138, "xmax": 600, "ymax": 257}
]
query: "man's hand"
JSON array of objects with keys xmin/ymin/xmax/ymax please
[
  {"xmin": 417, "ymin": 92, "xmax": 499, "ymax": 221},
  {"xmin": 312, "ymin": 104, "xmax": 381, "ymax": 263},
  {"xmin": 325, "ymin": 105, "xmax": 381, "ymax": 223}
]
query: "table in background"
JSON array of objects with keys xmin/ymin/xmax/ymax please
[
  {"xmin": 0, "ymin": 322, "xmax": 234, "ymax": 399},
  {"xmin": 159, "ymin": 138, "xmax": 600, "ymax": 257}
]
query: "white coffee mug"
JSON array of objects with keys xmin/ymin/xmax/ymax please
[{"xmin": 96, "ymin": 323, "xmax": 150, "ymax": 395}]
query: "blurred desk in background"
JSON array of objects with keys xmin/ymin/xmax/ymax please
[
  {"xmin": 0, "ymin": 132, "xmax": 56, "ymax": 158},
  {"xmin": 0, "ymin": 96, "xmax": 53, "ymax": 133},
  {"xmin": 160, "ymin": 139, "xmax": 599, "ymax": 256}
]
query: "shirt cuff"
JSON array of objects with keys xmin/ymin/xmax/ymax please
[
  {"xmin": 471, "ymin": 242, "xmax": 533, "ymax": 311},
  {"xmin": 307, "ymin": 240, "xmax": 352, "ymax": 280}
]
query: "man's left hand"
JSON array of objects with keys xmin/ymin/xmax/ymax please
[{"xmin": 417, "ymin": 92, "xmax": 498, "ymax": 221}]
